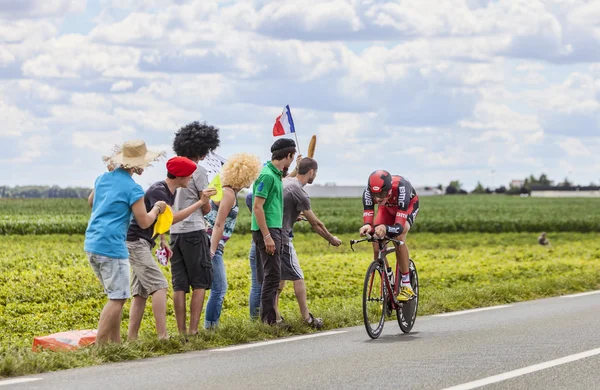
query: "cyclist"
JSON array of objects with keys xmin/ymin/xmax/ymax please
[{"xmin": 359, "ymin": 170, "xmax": 419, "ymax": 302}]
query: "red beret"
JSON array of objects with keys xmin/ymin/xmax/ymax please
[{"xmin": 167, "ymin": 157, "xmax": 197, "ymax": 177}]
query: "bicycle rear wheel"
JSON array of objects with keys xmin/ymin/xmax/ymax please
[
  {"xmin": 363, "ymin": 260, "xmax": 387, "ymax": 339},
  {"xmin": 397, "ymin": 259, "xmax": 419, "ymax": 333}
]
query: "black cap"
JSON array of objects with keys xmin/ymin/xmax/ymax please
[{"xmin": 271, "ymin": 138, "xmax": 296, "ymax": 152}]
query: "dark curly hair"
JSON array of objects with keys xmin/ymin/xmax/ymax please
[{"xmin": 173, "ymin": 121, "xmax": 220, "ymax": 159}]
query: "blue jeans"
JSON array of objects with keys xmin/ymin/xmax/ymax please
[
  {"xmin": 205, "ymin": 248, "xmax": 227, "ymax": 329},
  {"xmin": 248, "ymin": 241, "xmax": 262, "ymax": 320}
]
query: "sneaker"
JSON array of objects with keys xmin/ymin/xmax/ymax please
[
  {"xmin": 396, "ymin": 285, "xmax": 416, "ymax": 302},
  {"xmin": 307, "ymin": 313, "xmax": 323, "ymax": 329},
  {"xmin": 275, "ymin": 316, "xmax": 292, "ymax": 331}
]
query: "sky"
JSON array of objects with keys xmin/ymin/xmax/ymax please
[{"xmin": 1, "ymin": 0, "xmax": 600, "ymax": 191}]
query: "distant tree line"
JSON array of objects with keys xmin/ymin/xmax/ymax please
[
  {"xmin": 0, "ymin": 186, "xmax": 92, "ymax": 199},
  {"xmin": 443, "ymin": 174, "xmax": 597, "ymax": 196}
]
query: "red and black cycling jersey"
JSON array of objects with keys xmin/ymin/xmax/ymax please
[{"xmin": 362, "ymin": 175, "xmax": 419, "ymax": 237}]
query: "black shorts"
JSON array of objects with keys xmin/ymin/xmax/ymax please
[{"xmin": 169, "ymin": 230, "xmax": 212, "ymax": 292}]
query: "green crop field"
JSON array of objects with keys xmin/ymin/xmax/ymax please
[
  {"xmin": 1, "ymin": 195, "xmax": 600, "ymax": 234},
  {"xmin": 0, "ymin": 196, "xmax": 599, "ymax": 377}
]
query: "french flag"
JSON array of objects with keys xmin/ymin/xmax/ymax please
[{"xmin": 273, "ymin": 105, "xmax": 296, "ymax": 137}]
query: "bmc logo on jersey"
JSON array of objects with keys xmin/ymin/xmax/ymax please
[
  {"xmin": 364, "ymin": 211, "xmax": 374, "ymax": 218},
  {"xmin": 397, "ymin": 212, "xmax": 408, "ymax": 219},
  {"xmin": 364, "ymin": 191, "xmax": 373, "ymax": 206},
  {"xmin": 398, "ymin": 185, "xmax": 406, "ymax": 208}
]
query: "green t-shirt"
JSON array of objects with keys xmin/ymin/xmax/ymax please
[{"xmin": 251, "ymin": 162, "xmax": 284, "ymax": 230}]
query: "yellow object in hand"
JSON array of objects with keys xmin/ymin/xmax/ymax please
[
  {"xmin": 208, "ymin": 174, "xmax": 223, "ymax": 202},
  {"xmin": 152, "ymin": 205, "xmax": 173, "ymax": 237}
]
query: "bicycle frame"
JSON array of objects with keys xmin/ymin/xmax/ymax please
[{"xmin": 352, "ymin": 234, "xmax": 405, "ymax": 310}]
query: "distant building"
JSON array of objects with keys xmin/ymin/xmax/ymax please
[
  {"xmin": 304, "ymin": 183, "xmax": 443, "ymax": 198},
  {"xmin": 511, "ymin": 180, "xmax": 524, "ymax": 188},
  {"xmin": 530, "ymin": 185, "xmax": 600, "ymax": 198},
  {"xmin": 304, "ymin": 184, "xmax": 363, "ymax": 198}
]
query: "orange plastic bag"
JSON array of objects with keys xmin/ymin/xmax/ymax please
[{"xmin": 32, "ymin": 330, "xmax": 97, "ymax": 352}]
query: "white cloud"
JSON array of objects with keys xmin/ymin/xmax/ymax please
[
  {"xmin": 22, "ymin": 35, "xmax": 140, "ymax": 79},
  {"xmin": 110, "ymin": 80, "xmax": 134, "ymax": 92},
  {"xmin": 0, "ymin": 99, "xmax": 43, "ymax": 137},
  {"xmin": 0, "ymin": 20, "xmax": 57, "ymax": 43},
  {"xmin": 90, "ymin": 1, "xmax": 222, "ymax": 46},
  {"xmin": 0, "ymin": 44, "xmax": 15, "ymax": 66},
  {"xmin": 1, "ymin": 0, "xmax": 600, "ymax": 189},
  {"xmin": 48, "ymin": 104, "xmax": 116, "ymax": 130},
  {"xmin": 525, "ymin": 72, "xmax": 600, "ymax": 137},
  {"xmin": 0, "ymin": 0, "xmax": 85, "ymax": 18},
  {"xmin": 72, "ymin": 126, "xmax": 137, "ymax": 152},
  {"xmin": 559, "ymin": 137, "xmax": 593, "ymax": 157},
  {"xmin": 460, "ymin": 102, "xmax": 542, "ymax": 133},
  {"xmin": 0, "ymin": 134, "xmax": 50, "ymax": 163},
  {"xmin": 113, "ymin": 104, "xmax": 193, "ymax": 132},
  {"xmin": 90, "ymin": 12, "xmax": 168, "ymax": 44},
  {"xmin": 3, "ymin": 80, "xmax": 63, "ymax": 102},
  {"xmin": 252, "ymin": 0, "xmax": 363, "ymax": 39}
]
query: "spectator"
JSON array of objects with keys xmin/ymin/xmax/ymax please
[
  {"xmin": 276, "ymin": 158, "xmax": 342, "ymax": 329},
  {"xmin": 538, "ymin": 232, "xmax": 550, "ymax": 246},
  {"xmin": 85, "ymin": 140, "xmax": 167, "ymax": 345},
  {"xmin": 125, "ymin": 157, "xmax": 215, "ymax": 341},
  {"xmin": 170, "ymin": 121, "xmax": 220, "ymax": 335},
  {"xmin": 251, "ymin": 138, "xmax": 296, "ymax": 325},
  {"xmin": 246, "ymin": 157, "xmax": 301, "ymax": 320},
  {"xmin": 204, "ymin": 153, "xmax": 262, "ymax": 329},
  {"xmin": 245, "ymin": 191, "xmax": 262, "ymax": 320}
]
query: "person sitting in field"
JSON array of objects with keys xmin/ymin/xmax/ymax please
[
  {"xmin": 538, "ymin": 232, "xmax": 550, "ymax": 246},
  {"xmin": 84, "ymin": 140, "xmax": 167, "ymax": 345},
  {"xmin": 276, "ymin": 157, "xmax": 342, "ymax": 329},
  {"xmin": 203, "ymin": 153, "xmax": 262, "ymax": 329},
  {"xmin": 125, "ymin": 156, "xmax": 216, "ymax": 341}
]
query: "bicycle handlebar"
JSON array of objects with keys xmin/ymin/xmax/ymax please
[{"xmin": 349, "ymin": 234, "xmax": 404, "ymax": 252}]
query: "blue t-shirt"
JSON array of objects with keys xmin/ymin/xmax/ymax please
[{"xmin": 84, "ymin": 168, "xmax": 145, "ymax": 259}]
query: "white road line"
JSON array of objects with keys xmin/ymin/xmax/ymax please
[
  {"xmin": 214, "ymin": 330, "xmax": 348, "ymax": 352},
  {"xmin": 0, "ymin": 378, "xmax": 42, "ymax": 387},
  {"xmin": 441, "ymin": 347, "xmax": 600, "ymax": 390},
  {"xmin": 560, "ymin": 290, "xmax": 600, "ymax": 299},
  {"xmin": 433, "ymin": 305, "xmax": 512, "ymax": 317}
]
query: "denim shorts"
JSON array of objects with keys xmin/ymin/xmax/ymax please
[{"xmin": 86, "ymin": 252, "xmax": 131, "ymax": 300}]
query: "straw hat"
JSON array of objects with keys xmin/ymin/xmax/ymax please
[{"xmin": 102, "ymin": 140, "xmax": 166, "ymax": 170}]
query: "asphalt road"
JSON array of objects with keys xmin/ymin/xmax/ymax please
[{"xmin": 3, "ymin": 291, "xmax": 599, "ymax": 390}]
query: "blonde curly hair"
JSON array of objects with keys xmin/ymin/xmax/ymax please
[{"xmin": 220, "ymin": 153, "xmax": 262, "ymax": 189}]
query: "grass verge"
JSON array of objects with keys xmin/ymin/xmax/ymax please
[{"xmin": 1, "ymin": 232, "xmax": 599, "ymax": 377}]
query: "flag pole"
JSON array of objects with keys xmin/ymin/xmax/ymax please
[
  {"xmin": 293, "ymin": 131, "xmax": 301, "ymax": 156},
  {"xmin": 286, "ymin": 104, "xmax": 301, "ymax": 155}
]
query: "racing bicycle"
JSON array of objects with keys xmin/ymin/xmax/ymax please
[{"xmin": 350, "ymin": 234, "xmax": 419, "ymax": 339}]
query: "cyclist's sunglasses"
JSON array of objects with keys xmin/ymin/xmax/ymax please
[{"xmin": 373, "ymin": 191, "xmax": 389, "ymax": 199}]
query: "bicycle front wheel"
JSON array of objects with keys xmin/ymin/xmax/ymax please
[
  {"xmin": 397, "ymin": 259, "xmax": 419, "ymax": 333},
  {"xmin": 363, "ymin": 260, "xmax": 387, "ymax": 339}
]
